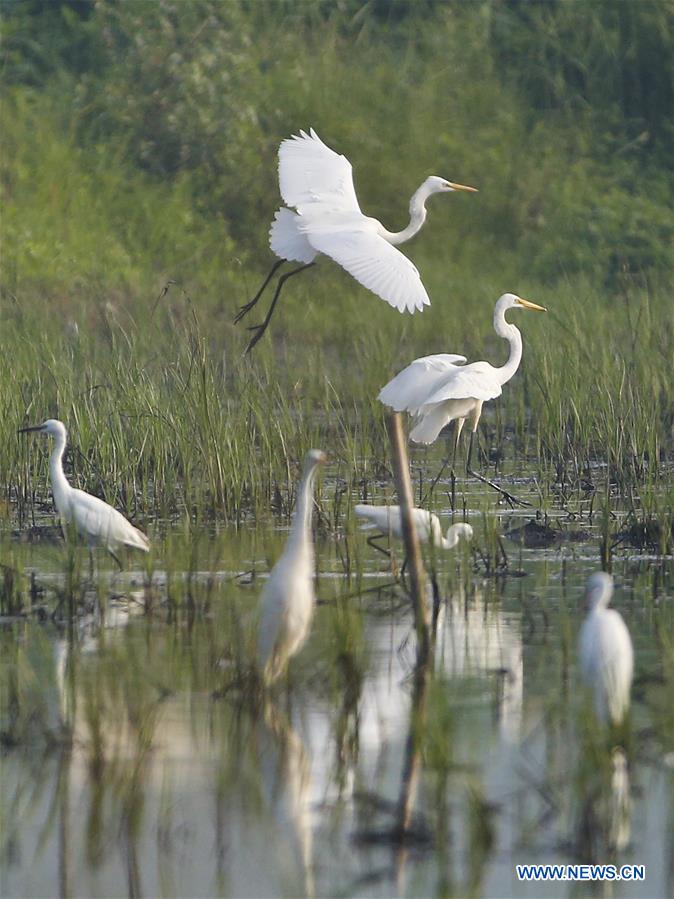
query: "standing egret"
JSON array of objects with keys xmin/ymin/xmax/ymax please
[
  {"xmin": 257, "ymin": 449, "xmax": 327, "ymax": 684},
  {"xmin": 235, "ymin": 128, "xmax": 477, "ymax": 352},
  {"xmin": 578, "ymin": 572, "xmax": 634, "ymax": 727},
  {"xmin": 378, "ymin": 293, "xmax": 546, "ymax": 505},
  {"xmin": 355, "ymin": 504, "xmax": 473, "ymax": 554},
  {"xmin": 18, "ymin": 419, "xmax": 149, "ymax": 569}
]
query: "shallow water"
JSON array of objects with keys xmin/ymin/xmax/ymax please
[{"xmin": 1, "ymin": 467, "xmax": 673, "ymax": 899}]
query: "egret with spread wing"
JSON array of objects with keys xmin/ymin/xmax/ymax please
[
  {"xmin": 18, "ymin": 419, "xmax": 150, "ymax": 569},
  {"xmin": 378, "ymin": 293, "xmax": 546, "ymax": 505},
  {"xmin": 236, "ymin": 128, "xmax": 477, "ymax": 352}
]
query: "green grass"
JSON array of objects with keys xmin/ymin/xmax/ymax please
[{"xmin": 1, "ymin": 3, "xmax": 672, "ymax": 545}]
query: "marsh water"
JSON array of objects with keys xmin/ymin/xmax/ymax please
[{"xmin": 2, "ymin": 466, "xmax": 673, "ymax": 899}]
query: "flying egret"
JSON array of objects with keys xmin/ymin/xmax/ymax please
[
  {"xmin": 18, "ymin": 419, "xmax": 150, "ymax": 569},
  {"xmin": 235, "ymin": 128, "xmax": 477, "ymax": 352},
  {"xmin": 257, "ymin": 449, "xmax": 327, "ymax": 684},
  {"xmin": 378, "ymin": 293, "xmax": 546, "ymax": 505},
  {"xmin": 355, "ymin": 504, "xmax": 473, "ymax": 552},
  {"xmin": 578, "ymin": 572, "xmax": 634, "ymax": 727}
]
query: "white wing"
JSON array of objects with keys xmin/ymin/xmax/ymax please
[
  {"xmin": 422, "ymin": 361, "xmax": 503, "ymax": 405},
  {"xmin": 354, "ymin": 504, "xmax": 439, "ymax": 543},
  {"xmin": 303, "ymin": 228, "xmax": 430, "ymax": 313},
  {"xmin": 354, "ymin": 504, "xmax": 403, "ymax": 535},
  {"xmin": 379, "ymin": 354, "xmax": 468, "ymax": 412},
  {"xmin": 71, "ymin": 489, "xmax": 149, "ymax": 552},
  {"xmin": 278, "ymin": 129, "xmax": 361, "ymax": 214},
  {"xmin": 408, "ymin": 405, "xmax": 460, "ymax": 445}
]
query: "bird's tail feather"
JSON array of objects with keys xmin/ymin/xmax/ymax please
[
  {"xmin": 126, "ymin": 526, "xmax": 150, "ymax": 552},
  {"xmin": 269, "ymin": 208, "xmax": 316, "ymax": 264},
  {"xmin": 408, "ymin": 405, "xmax": 451, "ymax": 444}
]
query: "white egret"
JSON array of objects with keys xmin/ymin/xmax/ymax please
[
  {"xmin": 355, "ymin": 504, "xmax": 473, "ymax": 552},
  {"xmin": 257, "ymin": 449, "xmax": 327, "ymax": 684},
  {"xmin": 235, "ymin": 128, "xmax": 477, "ymax": 351},
  {"xmin": 378, "ymin": 293, "xmax": 546, "ymax": 505},
  {"xmin": 18, "ymin": 419, "xmax": 150, "ymax": 568},
  {"xmin": 578, "ymin": 572, "xmax": 634, "ymax": 727}
]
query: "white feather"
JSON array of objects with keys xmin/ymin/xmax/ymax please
[
  {"xmin": 378, "ymin": 293, "xmax": 545, "ymax": 446},
  {"xmin": 269, "ymin": 208, "xmax": 316, "ymax": 265},
  {"xmin": 278, "ymin": 128, "xmax": 362, "ymax": 214},
  {"xmin": 354, "ymin": 504, "xmax": 472, "ymax": 550},
  {"xmin": 265, "ymin": 128, "xmax": 475, "ymax": 314},
  {"xmin": 378, "ymin": 354, "xmax": 468, "ymax": 413},
  {"xmin": 303, "ymin": 227, "xmax": 430, "ymax": 313},
  {"xmin": 20, "ymin": 419, "xmax": 150, "ymax": 558},
  {"xmin": 257, "ymin": 450, "xmax": 326, "ymax": 683},
  {"xmin": 578, "ymin": 573, "xmax": 634, "ymax": 726}
]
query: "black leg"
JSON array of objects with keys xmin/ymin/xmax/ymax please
[
  {"xmin": 466, "ymin": 432, "xmax": 530, "ymax": 508},
  {"xmin": 245, "ymin": 262, "xmax": 315, "ymax": 353},
  {"xmin": 423, "ymin": 421, "xmax": 462, "ymax": 505},
  {"xmin": 367, "ymin": 533, "xmax": 392, "ymax": 558},
  {"xmin": 234, "ymin": 259, "xmax": 285, "ymax": 324},
  {"xmin": 424, "ymin": 455, "xmax": 450, "ymax": 504},
  {"xmin": 109, "ymin": 550, "xmax": 124, "ymax": 571}
]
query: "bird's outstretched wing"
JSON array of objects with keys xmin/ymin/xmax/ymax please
[
  {"xmin": 422, "ymin": 361, "xmax": 503, "ymax": 404},
  {"xmin": 304, "ymin": 228, "xmax": 430, "ymax": 313},
  {"xmin": 278, "ymin": 129, "xmax": 361, "ymax": 214},
  {"xmin": 379, "ymin": 354, "xmax": 468, "ymax": 411}
]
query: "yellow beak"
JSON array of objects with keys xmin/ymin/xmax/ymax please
[
  {"xmin": 447, "ymin": 181, "xmax": 478, "ymax": 193},
  {"xmin": 515, "ymin": 297, "xmax": 547, "ymax": 312}
]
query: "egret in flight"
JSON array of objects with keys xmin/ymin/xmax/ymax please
[
  {"xmin": 578, "ymin": 572, "xmax": 634, "ymax": 727},
  {"xmin": 257, "ymin": 449, "xmax": 327, "ymax": 684},
  {"xmin": 235, "ymin": 128, "xmax": 477, "ymax": 352},
  {"xmin": 18, "ymin": 419, "xmax": 150, "ymax": 569},
  {"xmin": 355, "ymin": 504, "xmax": 473, "ymax": 553},
  {"xmin": 378, "ymin": 293, "xmax": 546, "ymax": 505}
]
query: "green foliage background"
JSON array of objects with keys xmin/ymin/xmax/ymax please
[{"xmin": 1, "ymin": 0, "xmax": 673, "ymax": 520}]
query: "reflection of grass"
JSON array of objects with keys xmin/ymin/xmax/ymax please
[{"xmin": 0, "ymin": 548, "xmax": 670, "ymax": 892}]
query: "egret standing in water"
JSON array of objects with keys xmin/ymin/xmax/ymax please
[
  {"xmin": 578, "ymin": 572, "xmax": 634, "ymax": 727},
  {"xmin": 355, "ymin": 504, "xmax": 473, "ymax": 554},
  {"xmin": 378, "ymin": 293, "xmax": 546, "ymax": 505},
  {"xmin": 19, "ymin": 419, "xmax": 150, "ymax": 569},
  {"xmin": 235, "ymin": 128, "xmax": 477, "ymax": 352},
  {"xmin": 257, "ymin": 449, "xmax": 327, "ymax": 684}
]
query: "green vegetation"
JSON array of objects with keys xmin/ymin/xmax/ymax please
[
  {"xmin": 1, "ymin": 1, "xmax": 672, "ymax": 536},
  {"xmin": 1, "ymin": 8, "xmax": 672, "ymax": 893}
]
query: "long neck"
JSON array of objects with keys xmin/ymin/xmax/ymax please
[
  {"xmin": 378, "ymin": 182, "xmax": 430, "ymax": 246},
  {"xmin": 591, "ymin": 588, "xmax": 613, "ymax": 612},
  {"xmin": 49, "ymin": 431, "xmax": 71, "ymax": 516},
  {"xmin": 442, "ymin": 525, "xmax": 467, "ymax": 550},
  {"xmin": 493, "ymin": 312, "xmax": 523, "ymax": 387},
  {"xmin": 442, "ymin": 527, "xmax": 461, "ymax": 550},
  {"xmin": 287, "ymin": 461, "xmax": 319, "ymax": 556}
]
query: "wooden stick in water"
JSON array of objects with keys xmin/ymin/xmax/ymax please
[{"xmin": 385, "ymin": 412, "xmax": 429, "ymax": 663}]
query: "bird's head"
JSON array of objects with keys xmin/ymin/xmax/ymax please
[
  {"xmin": 18, "ymin": 418, "xmax": 67, "ymax": 441},
  {"xmin": 447, "ymin": 522, "xmax": 474, "ymax": 543},
  {"xmin": 584, "ymin": 571, "xmax": 614, "ymax": 611},
  {"xmin": 497, "ymin": 293, "xmax": 548, "ymax": 315},
  {"xmin": 424, "ymin": 175, "xmax": 478, "ymax": 195},
  {"xmin": 305, "ymin": 449, "xmax": 328, "ymax": 467}
]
